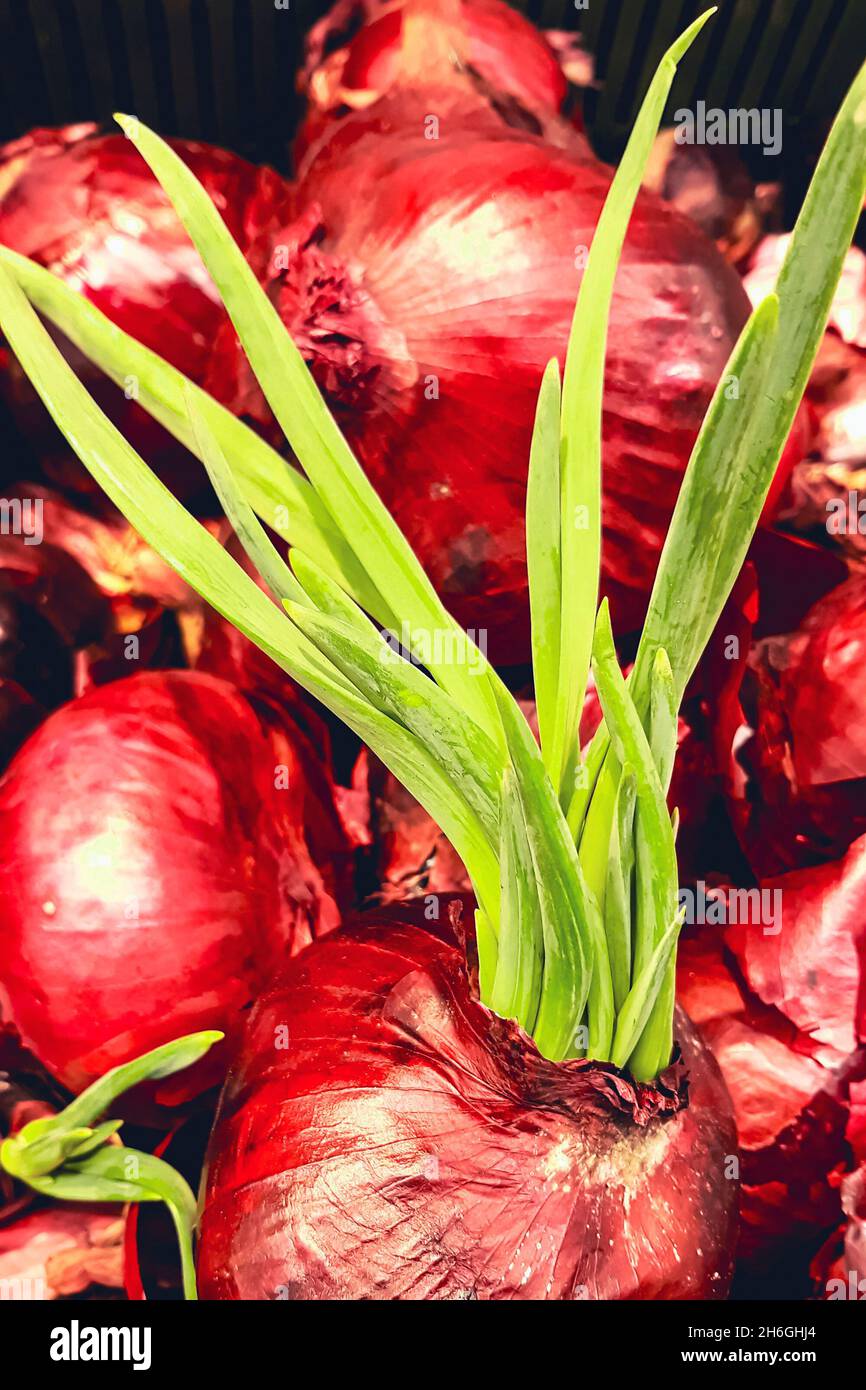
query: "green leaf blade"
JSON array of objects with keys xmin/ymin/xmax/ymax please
[
  {"xmin": 610, "ymin": 911, "xmax": 684, "ymax": 1074},
  {"xmin": 649, "ymin": 649, "xmax": 677, "ymax": 792},
  {"xmin": 527, "ymin": 357, "xmax": 563, "ymax": 776},
  {"xmin": 489, "ymin": 768, "xmax": 543, "ymax": 1032},
  {"xmin": 604, "ymin": 765, "xmax": 637, "ymax": 1012},
  {"xmin": 590, "ymin": 602, "xmax": 677, "ymax": 977},
  {"xmin": 550, "ymin": 8, "xmax": 715, "ymax": 797},
  {"xmin": 630, "ymin": 293, "xmax": 780, "ymax": 715},
  {"xmin": 113, "ymin": 115, "xmax": 498, "ymax": 742},
  {"xmin": 0, "ymin": 259, "xmax": 503, "ymax": 920},
  {"xmin": 58, "ymin": 1032, "xmax": 224, "ymax": 1132},
  {"xmin": 489, "ymin": 680, "xmax": 593, "ymax": 1060},
  {"xmin": 0, "ymin": 245, "xmax": 390, "ymax": 624},
  {"xmin": 285, "ymin": 600, "xmax": 503, "ymax": 845},
  {"xmin": 185, "ymin": 383, "xmax": 306, "ymax": 605}
]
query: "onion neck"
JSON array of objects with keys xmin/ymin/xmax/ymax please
[{"xmin": 266, "ymin": 205, "xmax": 411, "ymax": 417}]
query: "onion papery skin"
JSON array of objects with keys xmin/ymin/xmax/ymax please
[
  {"xmin": 0, "ymin": 671, "xmax": 350, "ymax": 1098},
  {"xmin": 198, "ymin": 902, "xmax": 738, "ymax": 1300},
  {"xmin": 677, "ymin": 828, "xmax": 866, "ymax": 1286},
  {"xmin": 0, "ymin": 124, "xmax": 294, "ymax": 496},
  {"xmin": 210, "ymin": 101, "xmax": 754, "ymax": 656},
  {"xmin": 296, "ymin": 0, "xmax": 569, "ymax": 162},
  {"xmin": 0, "ymin": 1204, "xmax": 124, "ymax": 1299},
  {"xmin": 724, "ymin": 574, "xmax": 866, "ymax": 877}
]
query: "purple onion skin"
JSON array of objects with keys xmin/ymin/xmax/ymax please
[
  {"xmin": 198, "ymin": 903, "xmax": 738, "ymax": 1300},
  {"xmin": 0, "ymin": 671, "xmax": 348, "ymax": 1100}
]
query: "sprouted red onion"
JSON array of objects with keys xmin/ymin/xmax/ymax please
[{"xmin": 1, "ymin": 9, "xmax": 865, "ymax": 1298}]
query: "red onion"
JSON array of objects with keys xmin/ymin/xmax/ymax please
[
  {"xmin": 725, "ymin": 843, "xmax": 866, "ymax": 1068},
  {"xmin": 677, "ymin": 835, "xmax": 866, "ymax": 1283},
  {"xmin": 643, "ymin": 133, "xmax": 783, "ymax": 268},
  {"xmin": 0, "ymin": 680, "xmax": 42, "ymax": 771},
  {"xmin": 0, "ymin": 488, "xmax": 111, "ymax": 757},
  {"xmin": 370, "ymin": 759, "xmax": 472, "ymax": 901},
  {"xmin": 0, "ymin": 124, "xmax": 293, "ymax": 495},
  {"xmin": 296, "ymin": 0, "xmax": 569, "ymax": 162},
  {"xmin": 0, "ymin": 671, "xmax": 351, "ymax": 1098},
  {"xmin": 198, "ymin": 900, "xmax": 737, "ymax": 1300},
  {"xmin": 368, "ymin": 698, "xmax": 540, "ymax": 901},
  {"xmin": 724, "ymin": 574, "xmax": 866, "ymax": 876},
  {"xmin": 0, "ymin": 1204, "xmax": 124, "ymax": 1299},
  {"xmin": 812, "ymin": 1166, "xmax": 866, "ymax": 1300},
  {"xmin": 0, "ymin": 481, "xmax": 208, "ymax": 706},
  {"xmin": 208, "ymin": 98, "xmax": 782, "ymax": 657}
]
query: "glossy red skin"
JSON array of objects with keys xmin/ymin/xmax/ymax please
[
  {"xmin": 296, "ymin": 0, "xmax": 568, "ymax": 161},
  {"xmin": 725, "ymin": 575, "xmax": 866, "ymax": 876},
  {"xmin": 211, "ymin": 100, "xmax": 751, "ymax": 657},
  {"xmin": 677, "ymin": 832, "xmax": 866, "ymax": 1277},
  {"xmin": 198, "ymin": 905, "xmax": 738, "ymax": 1300},
  {"xmin": 0, "ymin": 671, "xmax": 349, "ymax": 1095},
  {"xmin": 0, "ymin": 124, "xmax": 293, "ymax": 492}
]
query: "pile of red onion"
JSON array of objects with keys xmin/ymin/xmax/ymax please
[
  {"xmin": 0, "ymin": 0, "xmax": 864, "ymax": 1307},
  {"xmin": 0, "ymin": 54, "xmax": 801, "ymax": 660},
  {"xmin": 209, "ymin": 92, "xmax": 757, "ymax": 657}
]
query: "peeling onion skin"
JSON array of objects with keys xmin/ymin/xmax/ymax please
[
  {"xmin": 0, "ymin": 671, "xmax": 349, "ymax": 1098},
  {"xmin": 198, "ymin": 903, "xmax": 738, "ymax": 1300}
]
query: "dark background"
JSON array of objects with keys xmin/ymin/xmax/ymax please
[{"xmin": 0, "ymin": 0, "xmax": 862, "ymax": 169}]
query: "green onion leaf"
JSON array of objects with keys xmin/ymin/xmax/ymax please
[
  {"xmin": 526, "ymin": 357, "xmax": 563, "ymax": 777},
  {"xmin": 475, "ymin": 909, "xmax": 499, "ymax": 1002},
  {"xmin": 649, "ymin": 648, "xmax": 677, "ymax": 792},
  {"xmin": 631, "ymin": 50, "xmax": 866, "ymax": 718},
  {"xmin": 0, "ymin": 245, "xmax": 389, "ymax": 624},
  {"xmin": 610, "ymin": 911, "xmax": 684, "ymax": 1074},
  {"xmin": 629, "ymin": 292, "xmax": 780, "ymax": 716},
  {"xmin": 550, "ymin": 7, "xmax": 716, "ymax": 797},
  {"xmin": 113, "ymin": 114, "xmax": 498, "ymax": 743},
  {"xmin": 628, "ymin": 956, "xmax": 677, "ymax": 1083},
  {"xmin": 489, "ymin": 768, "xmax": 543, "ymax": 1031},
  {"xmin": 29, "ymin": 1146, "xmax": 200, "ymax": 1301},
  {"xmin": 0, "ymin": 260, "xmax": 501, "ymax": 921},
  {"xmin": 42, "ymin": 1032, "xmax": 223, "ymax": 1136},
  {"xmin": 565, "ymin": 726, "xmax": 608, "ymax": 843},
  {"xmin": 590, "ymin": 601, "xmax": 677, "ymax": 974},
  {"xmin": 583, "ymin": 897, "xmax": 615, "ymax": 1062},
  {"xmin": 284, "ymin": 599, "xmax": 502, "ymax": 845},
  {"xmin": 184, "ymin": 383, "xmax": 306, "ymax": 605},
  {"xmin": 570, "ymin": 294, "xmax": 780, "ymax": 912},
  {"xmin": 490, "ymin": 682, "xmax": 592, "ymax": 1060},
  {"xmin": 62, "ymin": 1122, "xmax": 125, "ymax": 1162},
  {"xmin": 0, "ymin": 1033, "xmax": 215, "ymax": 1301},
  {"xmin": 604, "ymin": 765, "xmax": 637, "ymax": 1012}
]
